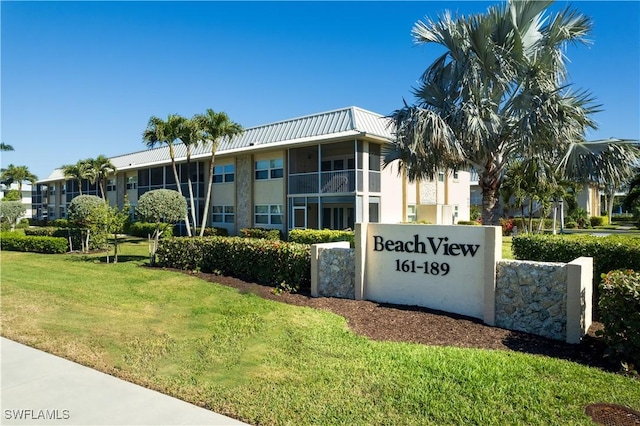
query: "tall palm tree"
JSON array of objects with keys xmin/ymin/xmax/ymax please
[
  {"xmin": 194, "ymin": 109, "xmax": 243, "ymax": 236},
  {"xmin": 384, "ymin": 0, "xmax": 601, "ymax": 225},
  {"xmin": 176, "ymin": 117, "xmax": 203, "ymax": 236},
  {"xmin": 0, "ymin": 164, "xmax": 37, "ymax": 192},
  {"xmin": 143, "ymin": 114, "xmax": 192, "ymax": 236},
  {"xmin": 62, "ymin": 160, "xmax": 91, "ymax": 195},
  {"xmin": 0, "ymin": 143, "xmax": 14, "ymax": 151},
  {"xmin": 86, "ymin": 155, "xmax": 117, "ymax": 199}
]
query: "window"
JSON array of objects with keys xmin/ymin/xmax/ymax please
[
  {"xmin": 107, "ymin": 178, "xmax": 116, "ymax": 192},
  {"xmin": 214, "ymin": 164, "xmax": 235, "ymax": 183},
  {"xmin": 438, "ymin": 171, "xmax": 445, "ymax": 182},
  {"xmin": 49, "ymin": 186, "xmax": 56, "ymax": 195},
  {"xmin": 322, "ymin": 158, "xmax": 352, "ymax": 172},
  {"xmin": 255, "ymin": 159, "xmax": 283, "ymax": 180},
  {"xmin": 126, "ymin": 176, "xmax": 137, "ymax": 190},
  {"xmin": 212, "ymin": 205, "xmax": 234, "ymax": 223},
  {"xmin": 149, "ymin": 167, "xmax": 163, "ymax": 186},
  {"xmin": 407, "ymin": 205, "xmax": 417, "ymax": 222},
  {"xmin": 254, "ymin": 204, "xmax": 283, "ymax": 225},
  {"xmin": 453, "ymin": 169, "xmax": 459, "ymax": 180},
  {"xmin": 59, "ymin": 206, "xmax": 66, "ymax": 218},
  {"xmin": 454, "ymin": 205, "xmax": 459, "ymax": 218}
]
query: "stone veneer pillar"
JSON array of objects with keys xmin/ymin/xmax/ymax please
[{"xmin": 235, "ymin": 154, "xmax": 252, "ymax": 232}]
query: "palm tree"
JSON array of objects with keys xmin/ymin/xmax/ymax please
[
  {"xmin": 86, "ymin": 155, "xmax": 117, "ymax": 199},
  {"xmin": 622, "ymin": 167, "xmax": 640, "ymax": 212},
  {"xmin": 0, "ymin": 164, "xmax": 37, "ymax": 192},
  {"xmin": 194, "ymin": 109, "xmax": 243, "ymax": 236},
  {"xmin": 384, "ymin": 0, "xmax": 601, "ymax": 225},
  {"xmin": 0, "ymin": 143, "xmax": 14, "ymax": 151},
  {"xmin": 176, "ymin": 117, "xmax": 203, "ymax": 236},
  {"xmin": 143, "ymin": 114, "xmax": 193, "ymax": 236},
  {"xmin": 558, "ymin": 138, "xmax": 640, "ymax": 222},
  {"xmin": 62, "ymin": 160, "xmax": 91, "ymax": 195}
]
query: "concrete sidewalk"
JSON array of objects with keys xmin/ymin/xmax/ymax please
[{"xmin": 1, "ymin": 338, "xmax": 250, "ymax": 425}]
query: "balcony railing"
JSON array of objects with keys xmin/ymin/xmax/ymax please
[{"xmin": 289, "ymin": 170, "xmax": 356, "ymax": 194}]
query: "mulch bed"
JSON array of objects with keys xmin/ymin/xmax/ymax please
[{"xmin": 189, "ymin": 271, "xmax": 616, "ymax": 372}]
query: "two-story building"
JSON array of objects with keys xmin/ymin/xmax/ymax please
[{"xmin": 33, "ymin": 106, "xmax": 470, "ymax": 234}]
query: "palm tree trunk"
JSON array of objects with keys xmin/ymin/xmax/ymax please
[
  {"xmin": 99, "ymin": 179, "xmax": 106, "ymax": 200},
  {"xmin": 77, "ymin": 179, "xmax": 83, "ymax": 196},
  {"xmin": 169, "ymin": 146, "xmax": 191, "ymax": 236},
  {"xmin": 480, "ymin": 169, "xmax": 502, "ymax": 226},
  {"xmin": 480, "ymin": 187, "xmax": 501, "ymax": 226},
  {"xmin": 199, "ymin": 153, "xmax": 216, "ymax": 236},
  {"xmin": 607, "ymin": 188, "xmax": 615, "ymax": 223},
  {"xmin": 185, "ymin": 150, "xmax": 198, "ymax": 236}
]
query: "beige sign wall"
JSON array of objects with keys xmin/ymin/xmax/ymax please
[{"xmin": 356, "ymin": 223, "xmax": 502, "ymax": 321}]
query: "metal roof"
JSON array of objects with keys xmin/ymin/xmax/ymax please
[{"xmin": 40, "ymin": 106, "xmax": 394, "ymax": 183}]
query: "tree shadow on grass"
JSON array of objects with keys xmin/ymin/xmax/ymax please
[
  {"xmin": 500, "ymin": 330, "xmax": 612, "ymax": 371},
  {"xmin": 65, "ymin": 253, "xmax": 149, "ymax": 264}
]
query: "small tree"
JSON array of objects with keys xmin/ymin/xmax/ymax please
[
  {"xmin": 104, "ymin": 199, "xmax": 131, "ymax": 264},
  {"xmin": 68, "ymin": 195, "xmax": 109, "ymax": 253},
  {"xmin": 136, "ymin": 189, "xmax": 187, "ymax": 264},
  {"xmin": 0, "ymin": 201, "xmax": 26, "ymax": 231}
]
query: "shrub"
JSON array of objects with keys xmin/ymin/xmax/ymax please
[
  {"xmin": 590, "ymin": 216, "xmax": 609, "ymax": 227},
  {"xmin": 156, "ymin": 237, "xmax": 311, "ymax": 291},
  {"xmin": 201, "ymin": 227, "xmax": 229, "ymax": 237},
  {"xmin": 456, "ymin": 220, "xmax": 481, "ymax": 226},
  {"xmin": 50, "ymin": 218, "xmax": 70, "ymax": 228},
  {"xmin": 28, "ymin": 218, "xmax": 47, "ymax": 227},
  {"xmin": 288, "ymin": 229, "xmax": 355, "ymax": 246},
  {"xmin": 597, "ymin": 270, "xmax": 640, "ymax": 366},
  {"xmin": 24, "ymin": 227, "xmax": 57, "ymax": 237},
  {"xmin": 500, "ymin": 218, "xmax": 514, "ymax": 235},
  {"xmin": 0, "ymin": 233, "xmax": 67, "ymax": 254},
  {"xmin": 565, "ymin": 221, "xmax": 578, "ymax": 229},
  {"xmin": 240, "ymin": 227, "xmax": 282, "ymax": 240},
  {"xmin": 125, "ymin": 221, "xmax": 174, "ymax": 238}
]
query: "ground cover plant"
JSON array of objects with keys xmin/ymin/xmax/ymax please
[{"xmin": 1, "ymin": 243, "xmax": 638, "ymax": 426}]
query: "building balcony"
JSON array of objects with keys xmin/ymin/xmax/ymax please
[{"xmin": 288, "ymin": 170, "xmax": 381, "ymax": 195}]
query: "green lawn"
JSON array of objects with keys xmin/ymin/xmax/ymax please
[{"xmin": 1, "ymin": 243, "xmax": 639, "ymax": 425}]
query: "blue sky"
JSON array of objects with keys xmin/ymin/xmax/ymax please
[{"xmin": 2, "ymin": 1, "xmax": 639, "ymax": 181}]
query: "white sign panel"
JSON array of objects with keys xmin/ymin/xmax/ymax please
[{"xmin": 364, "ymin": 224, "xmax": 496, "ymax": 320}]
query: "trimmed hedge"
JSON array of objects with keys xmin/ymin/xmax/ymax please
[
  {"xmin": 156, "ymin": 237, "xmax": 311, "ymax": 291},
  {"xmin": 512, "ymin": 234, "xmax": 640, "ymax": 275},
  {"xmin": 1, "ymin": 233, "xmax": 68, "ymax": 254},
  {"xmin": 240, "ymin": 228, "xmax": 282, "ymax": 240},
  {"xmin": 597, "ymin": 270, "xmax": 640, "ymax": 366},
  {"xmin": 24, "ymin": 227, "xmax": 103, "ymax": 251},
  {"xmin": 125, "ymin": 222, "xmax": 174, "ymax": 238},
  {"xmin": 512, "ymin": 234, "xmax": 640, "ymax": 314},
  {"xmin": 288, "ymin": 229, "xmax": 355, "ymax": 247},
  {"xmin": 456, "ymin": 220, "xmax": 481, "ymax": 226}
]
